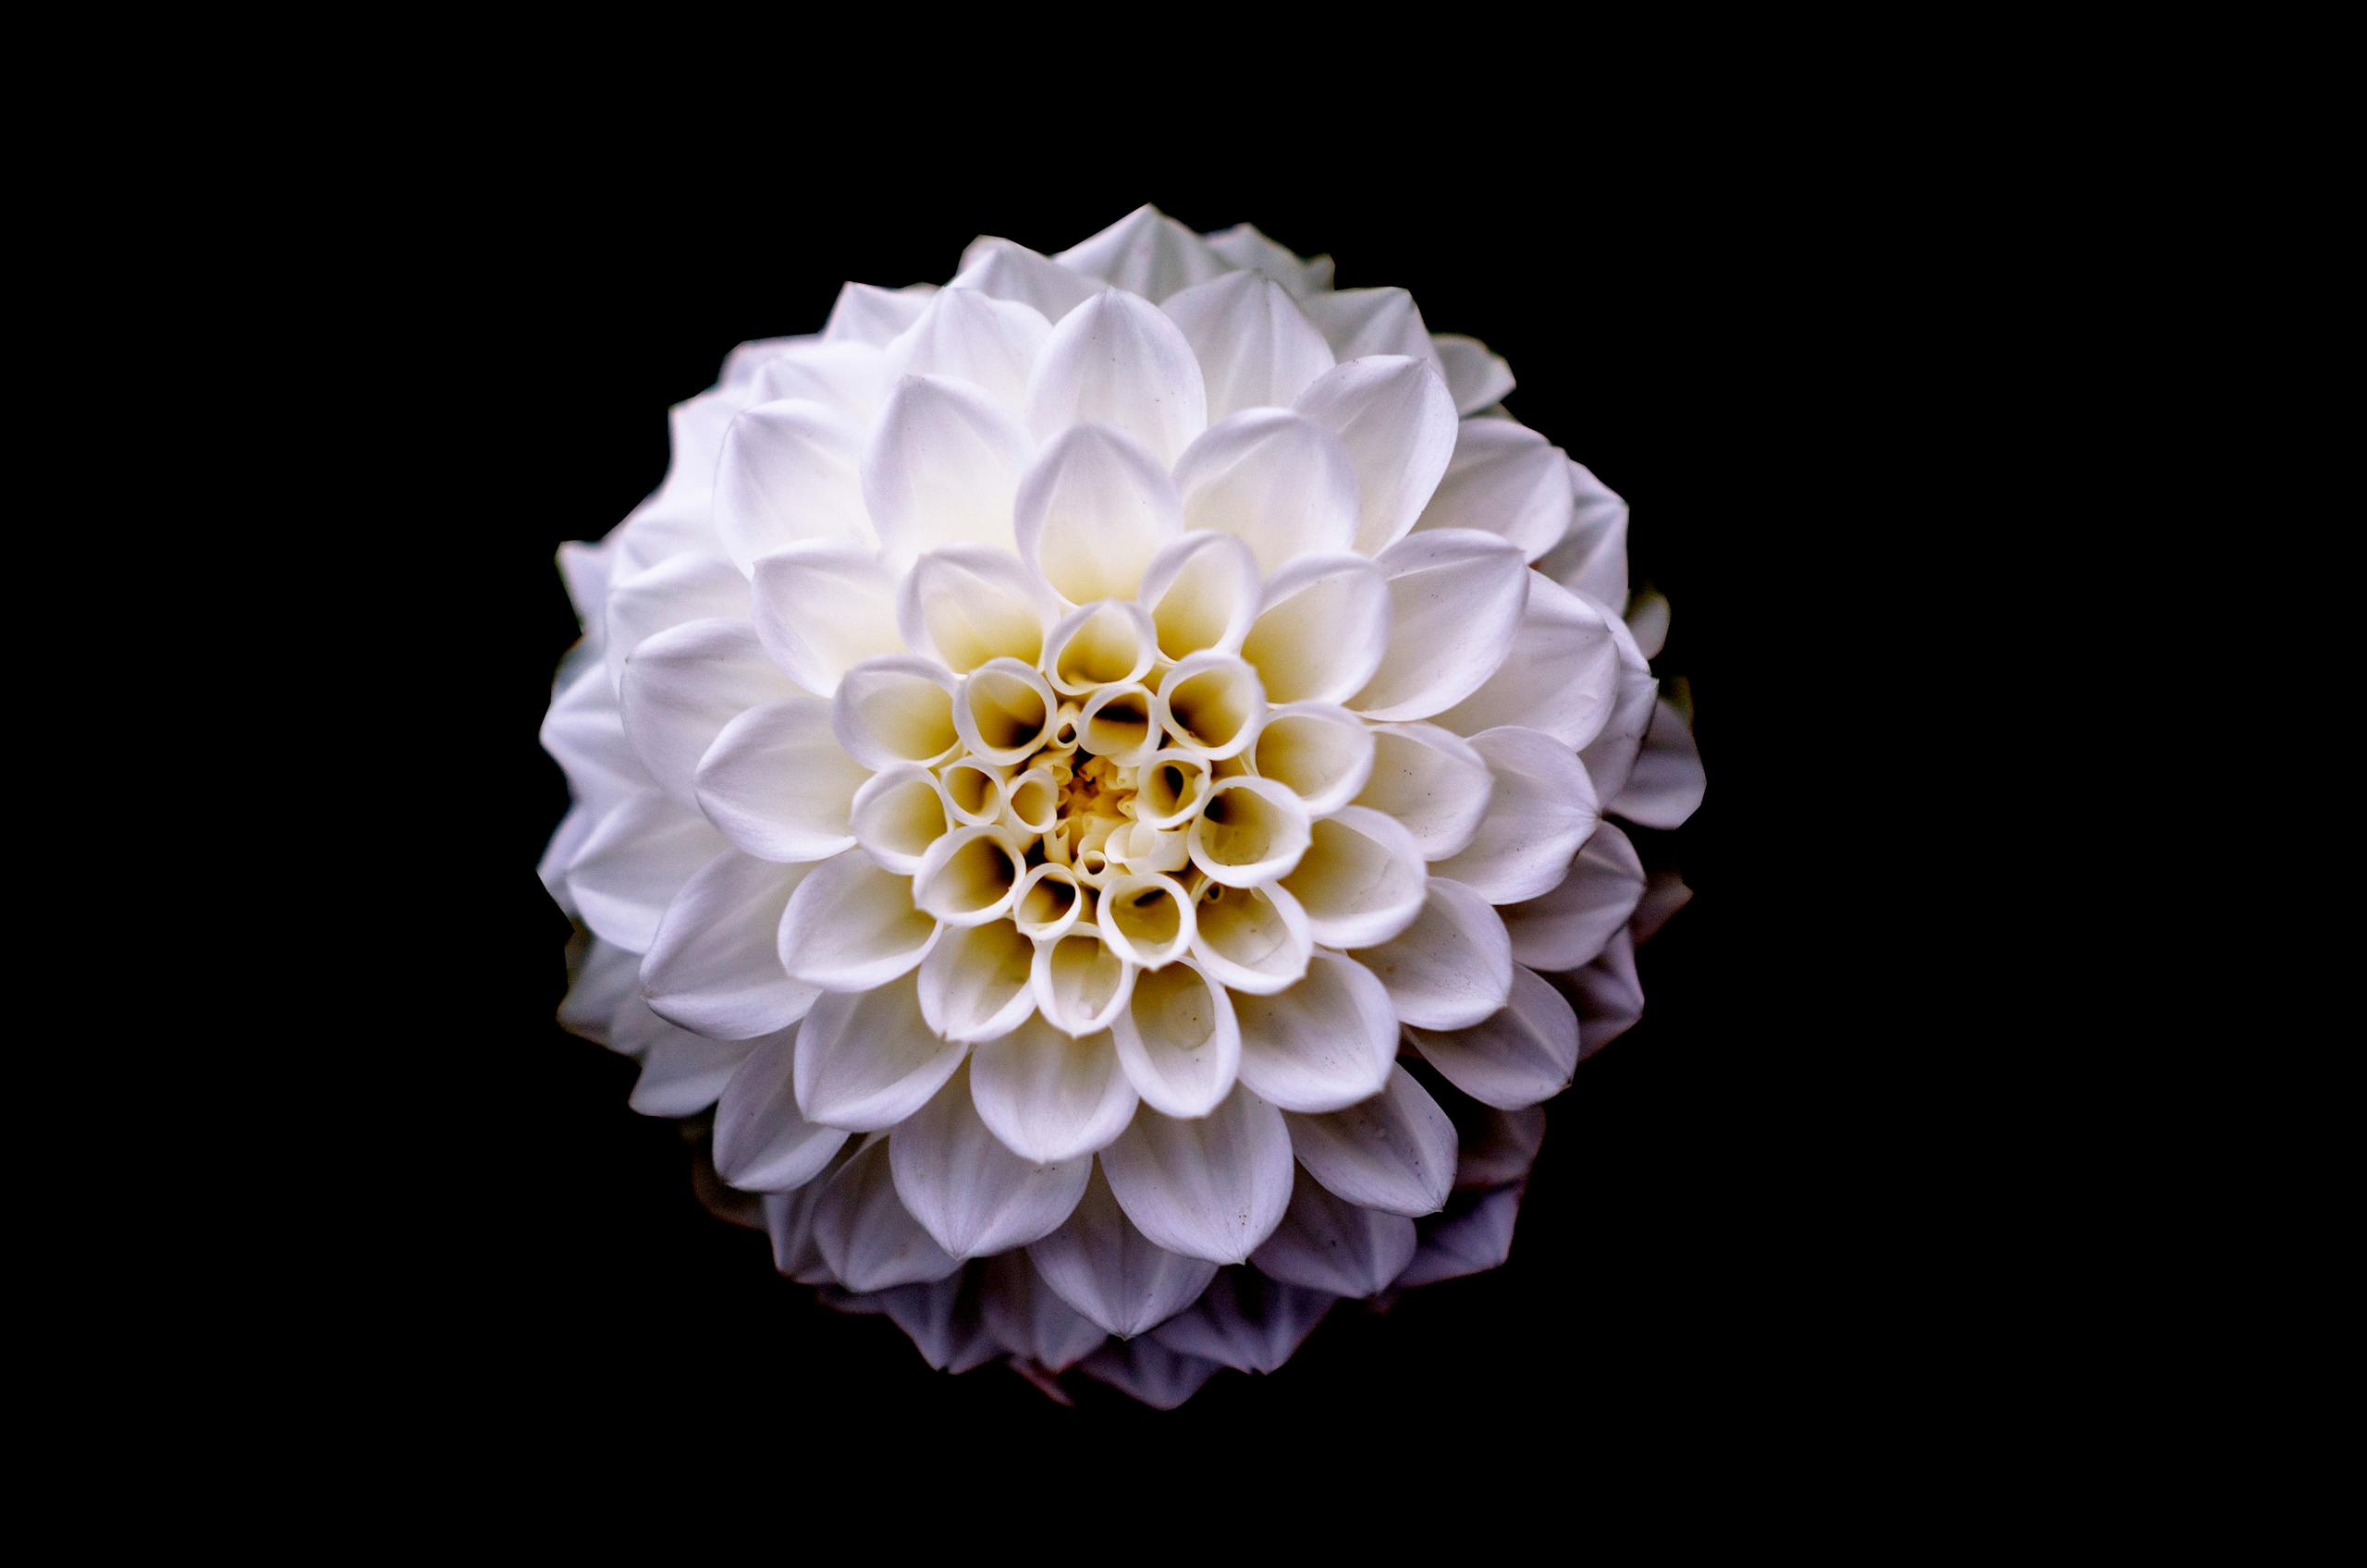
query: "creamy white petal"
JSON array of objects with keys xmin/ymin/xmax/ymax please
[
  {"xmin": 748, "ymin": 542, "xmax": 902, "ymax": 698},
  {"xmin": 1294, "ymin": 356, "xmax": 1459, "ymax": 556},
  {"xmin": 896, "ymin": 545, "xmax": 1051, "ymax": 674},
  {"xmin": 619, "ymin": 619, "xmax": 798, "ymax": 806},
  {"xmin": 712, "ymin": 1033, "xmax": 848, "ymax": 1192},
  {"xmin": 954, "ymin": 655, "xmax": 1061, "ymax": 764},
  {"xmin": 1053, "ymin": 204, "xmax": 1229, "ymax": 300},
  {"xmin": 1024, "ymin": 290, "xmax": 1207, "ymax": 467},
  {"xmin": 1405, "ymin": 963, "xmax": 1580, "ymax": 1110},
  {"xmin": 1536, "ymin": 459, "xmax": 1629, "ymax": 610},
  {"xmin": 1029, "ymin": 927, "xmax": 1135, "ymax": 1036},
  {"xmin": 1248, "ymin": 1175, "xmax": 1418, "ymax": 1297},
  {"xmin": 1502, "ymin": 821, "xmax": 1647, "ymax": 972},
  {"xmin": 916, "ymin": 918, "xmax": 1038, "ymax": 1043},
  {"xmin": 1434, "ymin": 571, "xmax": 1623, "ymax": 749},
  {"xmin": 1569, "ymin": 928, "xmax": 1645, "ymax": 1058},
  {"xmin": 889, "ymin": 1064, "xmax": 1090, "ymax": 1258},
  {"xmin": 745, "ymin": 341, "xmax": 890, "ymax": 422},
  {"xmin": 1161, "ymin": 271, "xmax": 1335, "ymax": 420},
  {"xmin": 692, "ymin": 695, "xmax": 866, "ymax": 864},
  {"xmin": 1027, "ymin": 1166, "xmax": 1218, "ymax": 1339},
  {"xmin": 1432, "ymin": 725, "xmax": 1602, "ymax": 905},
  {"xmin": 1355, "ymin": 723, "xmax": 1494, "ymax": 860},
  {"xmin": 831, "ymin": 655, "xmax": 960, "ymax": 770},
  {"xmin": 1576, "ymin": 612, "xmax": 1658, "ymax": 804},
  {"xmin": 1187, "ymin": 777, "xmax": 1310, "ymax": 888},
  {"xmin": 713, "ymin": 399, "xmax": 873, "ymax": 571},
  {"xmin": 1040, "ymin": 599, "xmax": 1157, "ymax": 699},
  {"xmin": 1201, "ymin": 220, "xmax": 1331, "ymax": 297},
  {"xmin": 1298, "ymin": 287, "xmax": 1441, "ymax": 367},
  {"xmin": 883, "ymin": 286, "xmax": 1050, "ymax": 413},
  {"xmin": 1135, "ymin": 531, "xmax": 1260, "ymax": 660},
  {"xmin": 1412, "ymin": 419, "xmax": 1572, "ymax": 562},
  {"xmin": 948, "ymin": 237, "xmax": 1101, "ymax": 322},
  {"xmin": 911, "ymin": 825, "xmax": 1026, "ymax": 928},
  {"xmin": 1283, "ymin": 1064, "xmax": 1457, "ymax": 1217},
  {"xmin": 1432, "ymin": 333, "xmax": 1515, "ymax": 415},
  {"xmin": 762, "ymin": 1158, "xmax": 841, "ymax": 1284},
  {"xmin": 1351, "ymin": 529, "xmax": 1530, "ymax": 721},
  {"xmin": 1012, "ymin": 424, "xmax": 1182, "ymax": 604},
  {"xmin": 568, "ymin": 789, "xmax": 728, "ymax": 952},
  {"xmin": 978, "ymin": 1251, "xmax": 1107, "ymax": 1372},
  {"xmin": 822, "ymin": 281, "xmax": 937, "ymax": 346},
  {"xmin": 1100, "ymin": 1089, "xmax": 1295, "ymax": 1264},
  {"xmin": 542, "ymin": 660, "xmax": 646, "ymax": 809},
  {"xmin": 1154, "ymin": 651, "xmax": 1266, "ymax": 760},
  {"xmin": 1188, "ymin": 879, "xmax": 1312, "ymax": 996},
  {"xmin": 1232, "ymin": 950, "xmax": 1398, "ymax": 1114},
  {"xmin": 776, "ymin": 848, "xmax": 939, "ymax": 993},
  {"xmin": 642, "ymin": 849, "xmax": 821, "ymax": 1038},
  {"xmin": 1278, "ymin": 805, "xmax": 1428, "ymax": 949},
  {"xmin": 1613, "ymin": 697, "xmax": 1707, "ymax": 829},
  {"xmin": 1110, "ymin": 959, "xmax": 1239, "ymax": 1119},
  {"xmin": 812, "ymin": 1135, "xmax": 963, "ymax": 1292},
  {"xmin": 1247, "ymin": 702, "xmax": 1375, "ymax": 816},
  {"xmin": 1396, "ymin": 1182, "xmax": 1523, "ymax": 1287},
  {"xmin": 603, "ymin": 554, "xmax": 753, "ymax": 698},
  {"xmin": 538, "ymin": 801, "xmax": 598, "ymax": 915},
  {"xmin": 1353, "ymin": 879, "xmax": 1514, "ymax": 1030},
  {"xmin": 628, "ymin": 1030, "xmax": 759, "ymax": 1118},
  {"xmin": 791, "ymin": 974, "xmax": 964, "ymax": 1132},
  {"xmin": 1171, "ymin": 409, "xmax": 1359, "ymax": 576},
  {"xmin": 1240, "ymin": 553, "xmax": 1391, "ymax": 705},
  {"xmin": 871, "ymin": 1270, "xmax": 1001, "ymax": 1374},
  {"xmin": 862, "ymin": 373, "xmax": 1033, "ymax": 557},
  {"xmin": 968, "ymin": 1014, "xmax": 1138, "ymax": 1163}
]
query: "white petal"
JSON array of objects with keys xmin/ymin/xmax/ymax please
[
  {"xmin": 1135, "ymin": 531, "xmax": 1260, "ymax": 660},
  {"xmin": 1232, "ymin": 950, "xmax": 1398, "ymax": 1113},
  {"xmin": 1110, "ymin": 959, "xmax": 1239, "ymax": 1119},
  {"xmin": 1631, "ymin": 870, "xmax": 1693, "ymax": 945},
  {"xmin": 1041, "ymin": 600, "xmax": 1158, "ymax": 700},
  {"xmin": 538, "ymin": 801, "xmax": 599, "ymax": 915},
  {"xmin": 896, "ymin": 545, "xmax": 1052, "ymax": 674},
  {"xmin": 642, "ymin": 849, "xmax": 821, "ymax": 1038},
  {"xmin": 1096, "ymin": 872, "xmax": 1196, "ymax": 969},
  {"xmin": 627, "ymin": 1029, "xmax": 758, "ymax": 1117},
  {"xmin": 1432, "ymin": 334, "xmax": 1515, "ymax": 415},
  {"xmin": 1012, "ymin": 424, "xmax": 1182, "ymax": 604},
  {"xmin": 542, "ymin": 660, "xmax": 646, "ymax": 807},
  {"xmin": 692, "ymin": 695, "xmax": 866, "ymax": 864},
  {"xmin": 712, "ymin": 1032, "xmax": 849, "ymax": 1192},
  {"xmin": 1502, "ymin": 821, "xmax": 1647, "ymax": 973},
  {"xmin": 1298, "ymin": 287, "xmax": 1441, "ymax": 366},
  {"xmin": 1240, "ymin": 553, "xmax": 1391, "ymax": 705},
  {"xmin": 916, "ymin": 918, "xmax": 1039, "ymax": 1043},
  {"xmin": 889, "ymin": 1064, "xmax": 1090, "ymax": 1257},
  {"xmin": 1245, "ymin": 703, "xmax": 1374, "ymax": 816},
  {"xmin": 1353, "ymin": 878, "xmax": 1514, "ymax": 1030},
  {"xmin": 744, "ymin": 341, "xmax": 889, "ymax": 423},
  {"xmin": 1352, "ymin": 529, "xmax": 1530, "ymax": 721},
  {"xmin": 910, "ymin": 825, "xmax": 1026, "ymax": 927},
  {"xmin": 1434, "ymin": 570, "xmax": 1623, "ymax": 749},
  {"xmin": 791, "ymin": 973, "xmax": 964, "ymax": 1132},
  {"xmin": 1278, "ymin": 805, "xmax": 1428, "ymax": 949},
  {"xmin": 862, "ymin": 374, "xmax": 1033, "ymax": 557},
  {"xmin": 1576, "ymin": 614, "xmax": 1658, "ymax": 804},
  {"xmin": 954, "ymin": 655, "xmax": 1061, "ymax": 765},
  {"xmin": 822, "ymin": 282, "xmax": 937, "ymax": 347},
  {"xmin": 813, "ymin": 1135, "xmax": 963, "ymax": 1292},
  {"xmin": 1154, "ymin": 651, "xmax": 1265, "ymax": 761},
  {"xmin": 748, "ymin": 542, "xmax": 904, "ymax": 698},
  {"xmin": 968, "ymin": 1014, "xmax": 1138, "ymax": 1163},
  {"xmin": 776, "ymin": 848, "xmax": 938, "ymax": 992},
  {"xmin": 1160, "ymin": 271, "xmax": 1335, "ymax": 420},
  {"xmin": 1395, "ymin": 1183, "xmax": 1523, "ymax": 1287},
  {"xmin": 713, "ymin": 399, "xmax": 873, "ymax": 571},
  {"xmin": 1432, "ymin": 726, "xmax": 1602, "ymax": 905},
  {"xmin": 871, "ymin": 1270, "xmax": 1001, "ymax": 1374},
  {"xmin": 1148, "ymin": 1268, "xmax": 1331, "ymax": 1374},
  {"xmin": 1027, "ymin": 1166, "xmax": 1219, "ymax": 1338},
  {"xmin": 1294, "ymin": 356, "xmax": 1459, "ymax": 555},
  {"xmin": 1029, "ymin": 927, "xmax": 1135, "ymax": 1036},
  {"xmin": 1053, "ymin": 204, "xmax": 1228, "ymax": 300},
  {"xmin": 567, "ymin": 790, "xmax": 727, "ymax": 952},
  {"xmin": 1613, "ymin": 697, "xmax": 1707, "ymax": 828},
  {"xmin": 1077, "ymin": 1336, "xmax": 1224, "ymax": 1410},
  {"xmin": 947, "ymin": 236, "xmax": 1101, "ymax": 322},
  {"xmin": 1188, "ymin": 878, "xmax": 1312, "ymax": 997},
  {"xmin": 1411, "ymin": 420, "xmax": 1572, "ymax": 562},
  {"xmin": 1186, "ymin": 777, "xmax": 1310, "ymax": 888},
  {"xmin": 1405, "ymin": 963, "xmax": 1580, "ymax": 1110},
  {"xmin": 1249, "ymin": 1176, "xmax": 1418, "ymax": 1297},
  {"xmin": 1283, "ymin": 1064, "xmax": 1457, "ymax": 1217},
  {"xmin": 603, "ymin": 553, "xmax": 753, "ymax": 698},
  {"xmin": 978, "ymin": 1251, "xmax": 1107, "ymax": 1372},
  {"xmin": 1536, "ymin": 459, "xmax": 1628, "ymax": 609},
  {"xmin": 883, "ymin": 286, "xmax": 1050, "ymax": 414},
  {"xmin": 1201, "ymin": 220, "xmax": 1331, "ymax": 296},
  {"xmin": 1024, "ymin": 290, "xmax": 1207, "ymax": 467},
  {"xmin": 1355, "ymin": 723, "xmax": 1494, "ymax": 860},
  {"xmin": 1569, "ymin": 928, "xmax": 1645, "ymax": 1058},
  {"xmin": 1458, "ymin": 1101, "xmax": 1548, "ymax": 1186},
  {"xmin": 831, "ymin": 655, "xmax": 960, "ymax": 770},
  {"xmin": 1171, "ymin": 409, "xmax": 1360, "ymax": 576},
  {"xmin": 619, "ymin": 619, "xmax": 798, "ymax": 806},
  {"xmin": 763, "ymin": 1165, "xmax": 840, "ymax": 1283},
  {"xmin": 1100, "ymin": 1089, "xmax": 1294, "ymax": 1264}
]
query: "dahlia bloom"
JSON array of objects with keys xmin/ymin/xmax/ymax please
[{"xmin": 541, "ymin": 206, "xmax": 1704, "ymax": 1403}]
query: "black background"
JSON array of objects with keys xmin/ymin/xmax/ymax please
[{"xmin": 414, "ymin": 172, "xmax": 1858, "ymax": 1464}]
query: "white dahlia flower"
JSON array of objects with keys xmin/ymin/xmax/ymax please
[{"xmin": 541, "ymin": 205, "xmax": 1705, "ymax": 1404}]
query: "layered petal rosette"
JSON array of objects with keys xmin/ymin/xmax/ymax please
[{"xmin": 541, "ymin": 206, "xmax": 1705, "ymax": 1404}]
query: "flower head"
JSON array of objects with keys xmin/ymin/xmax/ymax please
[{"xmin": 542, "ymin": 206, "xmax": 1704, "ymax": 1403}]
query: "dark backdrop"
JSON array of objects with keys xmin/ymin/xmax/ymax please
[{"xmin": 421, "ymin": 176, "xmax": 1845, "ymax": 1458}]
